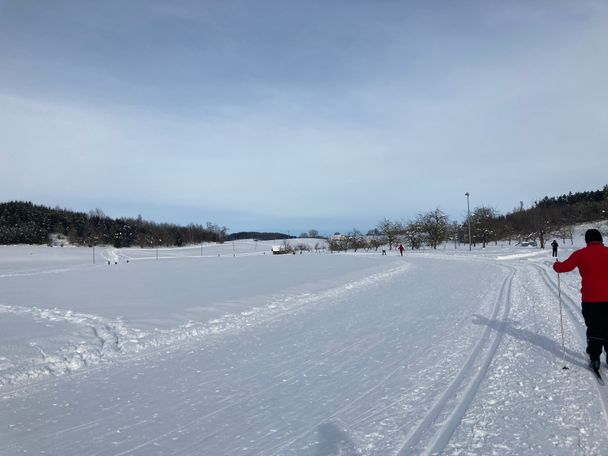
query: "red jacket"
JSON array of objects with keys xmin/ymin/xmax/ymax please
[{"xmin": 553, "ymin": 242, "xmax": 608, "ymax": 302}]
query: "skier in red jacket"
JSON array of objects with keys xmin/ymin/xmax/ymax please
[{"xmin": 553, "ymin": 229, "xmax": 608, "ymax": 370}]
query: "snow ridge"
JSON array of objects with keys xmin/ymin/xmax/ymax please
[
  {"xmin": 0, "ymin": 263, "xmax": 411, "ymax": 389},
  {"xmin": 0, "ymin": 304, "xmax": 147, "ymax": 387}
]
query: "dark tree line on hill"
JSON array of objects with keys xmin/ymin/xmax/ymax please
[
  {"xmin": 3, "ymin": 185, "xmax": 608, "ymax": 249},
  {"xmin": 500, "ymin": 186, "xmax": 608, "ymax": 248},
  {"xmin": 329, "ymin": 185, "xmax": 608, "ymax": 252},
  {"xmin": 226, "ymin": 232, "xmax": 293, "ymax": 241},
  {"xmin": 0, "ymin": 202, "xmax": 228, "ymax": 247}
]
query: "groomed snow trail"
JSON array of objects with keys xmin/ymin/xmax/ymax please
[
  {"xmin": 447, "ymin": 258, "xmax": 608, "ymax": 455},
  {"xmin": 1, "ymin": 255, "xmax": 506, "ymax": 455},
  {"xmin": 397, "ymin": 264, "xmax": 515, "ymax": 455},
  {"xmin": 2, "ymin": 247, "xmax": 608, "ymax": 455}
]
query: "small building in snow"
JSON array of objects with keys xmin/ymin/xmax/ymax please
[{"xmin": 272, "ymin": 245, "xmax": 289, "ymax": 255}]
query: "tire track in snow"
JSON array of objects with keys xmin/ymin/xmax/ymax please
[
  {"xmin": 534, "ymin": 263, "xmax": 608, "ymax": 429},
  {"xmin": 397, "ymin": 264, "xmax": 515, "ymax": 455}
]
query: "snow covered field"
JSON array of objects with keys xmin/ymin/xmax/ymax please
[{"xmin": 1, "ymin": 233, "xmax": 608, "ymax": 455}]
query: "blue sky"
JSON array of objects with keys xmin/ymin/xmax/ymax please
[{"xmin": 2, "ymin": 0, "xmax": 608, "ymax": 235}]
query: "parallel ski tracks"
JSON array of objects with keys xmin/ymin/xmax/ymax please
[{"xmin": 397, "ymin": 264, "xmax": 516, "ymax": 456}]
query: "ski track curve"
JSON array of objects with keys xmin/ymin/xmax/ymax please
[
  {"xmin": 396, "ymin": 264, "xmax": 516, "ymax": 456},
  {"xmin": 533, "ymin": 262, "xmax": 608, "ymax": 429},
  {"xmin": 0, "ymin": 263, "xmax": 412, "ymax": 392}
]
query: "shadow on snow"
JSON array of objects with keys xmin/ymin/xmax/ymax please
[
  {"xmin": 315, "ymin": 422, "xmax": 361, "ymax": 456},
  {"xmin": 471, "ymin": 314, "xmax": 588, "ymax": 371}
]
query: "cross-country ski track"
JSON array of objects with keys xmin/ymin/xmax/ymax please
[
  {"xmin": 397, "ymin": 263, "xmax": 515, "ymax": 455},
  {"xmin": 2, "ymin": 242, "xmax": 608, "ymax": 455}
]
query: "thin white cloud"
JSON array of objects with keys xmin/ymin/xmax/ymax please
[{"xmin": 2, "ymin": 0, "xmax": 608, "ymax": 232}]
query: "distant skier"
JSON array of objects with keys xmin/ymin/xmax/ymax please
[
  {"xmin": 551, "ymin": 239, "xmax": 559, "ymax": 257},
  {"xmin": 553, "ymin": 229, "xmax": 608, "ymax": 371},
  {"xmin": 398, "ymin": 244, "xmax": 405, "ymax": 256}
]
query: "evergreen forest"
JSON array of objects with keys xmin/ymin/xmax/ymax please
[{"xmin": 1, "ymin": 185, "xmax": 607, "ymax": 249}]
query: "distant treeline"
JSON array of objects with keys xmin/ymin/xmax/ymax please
[
  {"xmin": 332, "ymin": 185, "xmax": 608, "ymax": 252},
  {"xmin": 0, "ymin": 201, "xmax": 233, "ymax": 247},
  {"xmin": 226, "ymin": 232, "xmax": 293, "ymax": 241},
  {"xmin": 498, "ymin": 185, "xmax": 608, "ymax": 248},
  {"xmin": 535, "ymin": 188, "xmax": 607, "ymax": 208},
  {"xmin": 3, "ymin": 185, "xmax": 608, "ymax": 249}
]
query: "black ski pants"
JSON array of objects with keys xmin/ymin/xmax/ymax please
[{"xmin": 581, "ymin": 302, "xmax": 608, "ymax": 360}]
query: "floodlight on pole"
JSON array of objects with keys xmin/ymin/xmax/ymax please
[{"xmin": 465, "ymin": 192, "xmax": 472, "ymax": 251}]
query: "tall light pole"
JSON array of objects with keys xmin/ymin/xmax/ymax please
[
  {"xmin": 91, "ymin": 236, "xmax": 98, "ymax": 265},
  {"xmin": 465, "ymin": 192, "xmax": 472, "ymax": 251}
]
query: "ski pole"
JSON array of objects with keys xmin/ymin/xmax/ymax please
[{"xmin": 557, "ymin": 271, "xmax": 569, "ymax": 370}]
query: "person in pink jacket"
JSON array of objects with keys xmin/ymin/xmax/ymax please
[{"xmin": 553, "ymin": 229, "xmax": 608, "ymax": 370}]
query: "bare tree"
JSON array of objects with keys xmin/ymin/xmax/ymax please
[
  {"xmin": 403, "ymin": 220, "xmax": 423, "ymax": 250},
  {"xmin": 307, "ymin": 229, "xmax": 320, "ymax": 238},
  {"xmin": 470, "ymin": 206, "xmax": 498, "ymax": 248},
  {"xmin": 376, "ymin": 218, "xmax": 402, "ymax": 250},
  {"xmin": 347, "ymin": 229, "xmax": 367, "ymax": 252},
  {"xmin": 418, "ymin": 208, "xmax": 450, "ymax": 249},
  {"xmin": 449, "ymin": 221, "xmax": 461, "ymax": 249}
]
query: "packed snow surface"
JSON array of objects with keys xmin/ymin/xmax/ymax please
[{"xmin": 2, "ymin": 234, "xmax": 608, "ymax": 455}]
